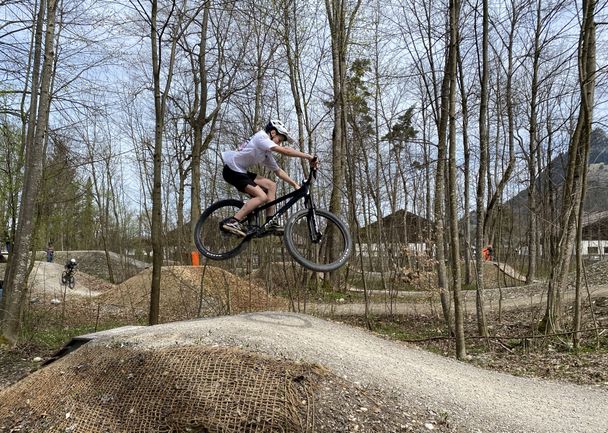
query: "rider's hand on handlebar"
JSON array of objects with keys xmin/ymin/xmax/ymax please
[{"xmin": 310, "ymin": 155, "xmax": 319, "ymax": 169}]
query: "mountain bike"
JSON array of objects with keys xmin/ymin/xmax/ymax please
[
  {"xmin": 61, "ymin": 268, "xmax": 76, "ymax": 289},
  {"xmin": 194, "ymin": 167, "xmax": 352, "ymax": 272}
]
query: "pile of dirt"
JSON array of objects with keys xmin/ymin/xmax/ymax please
[
  {"xmin": 0, "ymin": 345, "xmax": 320, "ymax": 432},
  {"xmin": 19, "ymin": 262, "xmax": 116, "ymax": 330},
  {"xmin": 0, "ymin": 343, "xmax": 429, "ymax": 433},
  {"xmin": 99, "ymin": 265, "xmax": 288, "ymax": 323},
  {"xmin": 395, "ymin": 268, "xmax": 438, "ymax": 290},
  {"xmin": 2, "ymin": 261, "xmax": 288, "ymax": 329}
]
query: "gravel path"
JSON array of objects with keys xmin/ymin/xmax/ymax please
[
  {"xmin": 82, "ymin": 312, "xmax": 608, "ymax": 433},
  {"xmin": 28, "ymin": 261, "xmax": 103, "ymax": 298},
  {"xmin": 310, "ymin": 284, "xmax": 608, "ymax": 316}
]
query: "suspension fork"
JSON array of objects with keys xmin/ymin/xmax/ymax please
[{"xmin": 305, "ymin": 195, "xmax": 322, "ymax": 243}]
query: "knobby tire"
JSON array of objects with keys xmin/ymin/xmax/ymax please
[
  {"xmin": 194, "ymin": 199, "xmax": 249, "ymax": 260},
  {"xmin": 284, "ymin": 208, "xmax": 352, "ymax": 272}
]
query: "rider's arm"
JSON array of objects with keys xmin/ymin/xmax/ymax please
[
  {"xmin": 271, "ymin": 145, "xmax": 314, "ymax": 161},
  {"xmin": 275, "ymin": 168, "xmax": 300, "ymax": 189}
]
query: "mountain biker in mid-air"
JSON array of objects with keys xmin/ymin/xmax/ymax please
[{"xmin": 221, "ymin": 119, "xmax": 318, "ymax": 237}]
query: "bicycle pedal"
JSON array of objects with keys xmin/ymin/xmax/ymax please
[{"xmin": 243, "ymin": 226, "xmax": 260, "ymax": 236}]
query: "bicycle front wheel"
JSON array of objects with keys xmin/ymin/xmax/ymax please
[
  {"xmin": 194, "ymin": 199, "xmax": 249, "ymax": 260},
  {"xmin": 284, "ymin": 208, "xmax": 352, "ymax": 272}
]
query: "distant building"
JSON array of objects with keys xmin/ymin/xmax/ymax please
[
  {"xmin": 582, "ymin": 211, "xmax": 608, "ymax": 257},
  {"xmin": 357, "ymin": 209, "xmax": 434, "ymax": 258}
]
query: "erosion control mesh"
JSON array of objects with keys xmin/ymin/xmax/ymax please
[{"xmin": 0, "ymin": 345, "xmax": 321, "ymax": 432}]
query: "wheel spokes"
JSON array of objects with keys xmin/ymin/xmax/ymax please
[{"xmin": 198, "ymin": 203, "xmax": 245, "ymax": 257}]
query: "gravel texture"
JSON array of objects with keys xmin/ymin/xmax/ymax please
[{"xmin": 81, "ymin": 312, "xmax": 608, "ymax": 433}]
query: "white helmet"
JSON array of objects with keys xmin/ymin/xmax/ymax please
[
  {"xmin": 70, "ymin": 258, "xmax": 76, "ymax": 264},
  {"xmin": 265, "ymin": 119, "xmax": 292, "ymax": 142}
]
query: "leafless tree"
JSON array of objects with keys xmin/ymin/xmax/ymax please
[
  {"xmin": 325, "ymin": 0, "xmax": 362, "ymax": 282},
  {"xmin": 135, "ymin": 0, "xmax": 189, "ymax": 324},
  {"xmin": 545, "ymin": 0, "xmax": 597, "ymax": 335},
  {"xmin": 473, "ymin": 0, "xmax": 490, "ymax": 338},
  {"xmin": 1, "ymin": 0, "xmax": 58, "ymax": 343},
  {"xmin": 445, "ymin": 0, "xmax": 466, "ymax": 358}
]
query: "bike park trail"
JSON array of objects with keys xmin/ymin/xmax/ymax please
[
  {"xmin": 491, "ymin": 261, "xmax": 530, "ymax": 282},
  {"xmin": 312, "ymin": 281, "xmax": 608, "ymax": 316},
  {"xmin": 27, "ymin": 261, "xmax": 104, "ymax": 299},
  {"xmin": 75, "ymin": 312, "xmax": 608, "ymax": 433},
  {"xmin": 345, "ymin": 261, "xmax": 532, "ymax": 298}
]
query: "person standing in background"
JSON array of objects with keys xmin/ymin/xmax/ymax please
[{"xmin": 46, "ymin": 242, "xmax": 54, "ymax": 262}]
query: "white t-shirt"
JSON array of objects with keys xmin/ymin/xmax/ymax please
[{"xmin": 222, "ymin": 130, "xmax": 280, "ymax": 173}]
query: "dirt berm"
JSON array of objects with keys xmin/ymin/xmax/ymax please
[{"xmin": 1, "ymin": 312, "xmax": 607, "ymax": 433}]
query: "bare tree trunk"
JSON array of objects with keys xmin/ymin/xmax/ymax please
[
  {"xmin": 434, "ymin": 36, "xmax": 452, "ymax": 339},
  {"xmin": 475, "ymin": 0, "xmax": 489, "ymax": 337},
  {"xmin": 447, "ymin": 0, "xmax": 465, "ymax": 359},
  {"xmin": 148, "ymin": 0, "xmax": 184, "ymax": 325},
  {"xmin": 189, "ymin": 2, "xmax": 211, "ymax": 247},
  {"xmin": 544, "ymin": 0, "xmax": 595, "ymax": 334},
  {"xmin": 573, "ymin": 2, "xmax": 595, "ymax": 348},
  {"xmin": 526, "ymin": 0, "xmax": 543, "ymax": 285},
  {"xmin": 188, "ymin": 2, "xmax": 225, "ymax": 245},
  {"xmin": 149, "ymin": 0, "xmax": 163, "ymax": 325},
  {"xmin": 325, "ymin": 0, "xmax": 361, "ymax": 284},
  {"xmin": 1, "ymin": 0, "xmax": 57, "ymax": 343},
  {"xmin": 483, "ymin": 2, "xmax": 517, "ymax": 240},
  {"xmin": 327, "ymin": 0, "xmax": 347, "ymax": 249},
  {"xmin": 457, "ymin": 44, "xmax": 471, "ymax": 286}
]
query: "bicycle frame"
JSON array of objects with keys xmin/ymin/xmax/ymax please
[{"xmin": 244, "ymin": 169, "xmax": 320, "ymax": 240}]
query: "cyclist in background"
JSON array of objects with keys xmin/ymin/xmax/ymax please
[
  {"xmin": 64, "ymin": 258, "xmax": 77, "ymax": 275},
  {"xmin": 221, "ymin": 119, "xmax": 317, "ymax": 237}
]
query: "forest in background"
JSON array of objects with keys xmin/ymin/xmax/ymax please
[{"xmin": 0, "ymin": 0, "xmax": 606, "ymax": 357}]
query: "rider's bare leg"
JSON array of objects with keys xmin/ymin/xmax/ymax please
[
  {"xmin": 234, "ymin": 184, "xmax": 268, "ymax": 221},
  {"xmin": 252, "ymin": 176, "xmax": 276, "ymax": 218}
]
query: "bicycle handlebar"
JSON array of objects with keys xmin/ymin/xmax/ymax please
[{"xmin": 305, "ymin": 156, "xmax": 318, "ymax": 184}]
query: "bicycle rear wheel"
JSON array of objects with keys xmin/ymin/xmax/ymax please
[
  {"xmin": 194, "ymin": 199, "xmax": 249, "ymax": 260},
  {"xmin": 284, "ymin": 208, "xmax": 352, "ymax": 272}
]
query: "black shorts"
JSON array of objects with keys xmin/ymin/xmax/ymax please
[{"xmin": 223, "ymin": 165, "xmax": 257, "ymax": 192}]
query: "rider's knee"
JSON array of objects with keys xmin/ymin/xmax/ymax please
[{"xmin": 257, "ymin": 191, "xmax": 268, "ymax": 203}]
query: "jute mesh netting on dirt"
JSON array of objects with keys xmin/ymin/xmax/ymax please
[{"xmin": 0, "ymin": 345, "xmax": 322, "ymax": 433}]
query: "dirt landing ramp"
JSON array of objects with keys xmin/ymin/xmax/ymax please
[
  {"xmin": 0, "ymin": 345, "xmax": 323, "ymax": 432},
  {"xmin": 2, "ymin": 313, "xmax": 607, "ymax": 432},
  {"xmin": 0, "ymin": 329, "xmax": 416, "ymax": 432}
]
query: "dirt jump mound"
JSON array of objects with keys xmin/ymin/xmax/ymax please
[
  {"xmin": 100, "ymin": 265, "xmax": 288, "ymax": 323},
  {"xmin": 0, "ymin": 345, "xmax": 323, "ymax": 432},
  {"xmin": 0, "ymin": 342, "xmax": 407, "ymax": 432}
]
